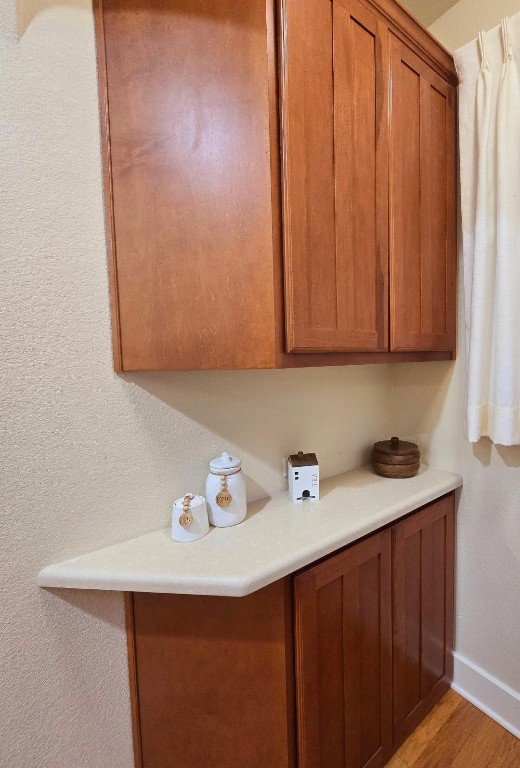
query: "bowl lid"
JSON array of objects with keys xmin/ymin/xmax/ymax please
[
  {"xmin": 209, "ymin": 451, "xmax": 242, "ymax": 472},
  {"xmin": 372, "ymin": 436, "xmax": 419, "ymax": 456}
]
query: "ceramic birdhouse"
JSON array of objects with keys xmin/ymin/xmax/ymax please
[{"xmin": 288, "ymin": 452, "xmax": 319, "ymax": 503}]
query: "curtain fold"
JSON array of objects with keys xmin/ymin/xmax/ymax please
[{"xmin": 455, "ymin": 14, "xmax": 520, "ymax": 445}]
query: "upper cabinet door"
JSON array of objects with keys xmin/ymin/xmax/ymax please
[
  {"xmin": 281, "ymin": 0, "xmax": 389, "ymax": 353},
  {"xmin": 99, "ymin": 0, "xmax": 279, "ymax": 371},
  {"xmin": 389, "ymin": 37, "xmax": 457, "ymax": 352}
]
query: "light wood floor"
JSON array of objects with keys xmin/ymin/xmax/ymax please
[{"xmin": 385, "ymin": 690, "xmax": 520, "ymax": 768}]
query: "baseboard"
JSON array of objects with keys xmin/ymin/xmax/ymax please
[{"xmin": 452, "ymin": 652, "xmax": 520, "ymax": 739}]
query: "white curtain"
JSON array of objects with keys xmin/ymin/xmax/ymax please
[{"xmin": 455, "ymin": 14, "xmax": 520, "ymax": 445}]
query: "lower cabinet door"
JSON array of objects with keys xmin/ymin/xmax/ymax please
[
  {"xmin": 294, "ymin": 531, "xmax": 393, "ymax": 768},
  {"xmin": 392, "ymin": 494, "xmax": 455, "ymax": 747}
]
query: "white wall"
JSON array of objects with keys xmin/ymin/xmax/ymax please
[
  {"xmin": 1, "ymin": 3, "xmax": 392, "ymax": 765},
  {"xmin": 391, "ymin": 0, "xmax": 520, "ymax": 734}
]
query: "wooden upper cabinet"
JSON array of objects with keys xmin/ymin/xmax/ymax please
[
  {"xmin": 95, "ymin": 0, "xmax": 457, "ymax": 371},
  {"xmin": 389, "ymin": 37, "xmax": 457, "ymax": 352},
  {"xmin": 294, "ymin": 531, "xmax": 393, "ymax": 768},
  {"xmin": 281, "ymin": 0, "xmax": 389, "ymax": 353}
]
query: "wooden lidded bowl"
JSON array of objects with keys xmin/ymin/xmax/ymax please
[{"xmin": 371, "ymin": 437, "xmax": 420, "ymax": 478}]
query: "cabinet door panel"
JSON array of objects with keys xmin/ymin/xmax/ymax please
[
  {"xmin": 101, "ymin": 0, "xmax": 277, "ymax": 371},
  {"xmin": 390, "ymin": 37, "xmax": 457, "ymax": 352},
  {"xmin": 281, "ymin": 0, "xmax": 388, "ymax": 352},
  {"xmin": 130, "ymin": 583, "xmax": 295, "ymax": 768},
  {"xmin": 392, "ymin": 494, "xmax": 455, "ymax": 747},
  {"xmin": 295, "ymin": 531, "xmax": 392, "ymax": 768}
]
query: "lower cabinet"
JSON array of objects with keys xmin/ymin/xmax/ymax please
[
  {"xmin": 294, "ymin": 531, "xmax": 393, "ymax": 768},
  {"xmin": 392, "ymin": 495, "xmax": 455, "ymax": 747},
  {"xmin": 127, "ymin": 494, "xmax": 455, "ymax": 768}
]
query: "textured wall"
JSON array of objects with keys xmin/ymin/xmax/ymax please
[
  {"xmin": 1, "ymin": 2, "xmax": 392, "ymax": 765},
  {"xmin": 429, "ymin": 0, "xmax": 520, "ymax": 51},
  {"xmin": 404, "ymin": 0, "xmax": 459, "ymax": 27},
  {"xmin": 392, "ymin": 0, "xmax": 520, "ymax": 694},
  {"xmin": 5, "ymin": 0, "xmax": 520, "ymax": 763}
]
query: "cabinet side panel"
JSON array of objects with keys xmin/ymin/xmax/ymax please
[
  {"xmin": 132, "ymin": 584, "xmax": 294, "ymax": 768},
  {"xmin": 93, "ymin": 0, "xmax": 123, "ymax": 371},
  {"xmin": 125, "ymin": 593, "xmax": 143, "ymax": 768},
  {"xmin": 101, "ymin": 0, "xmax": 277, "ymax": 370}
]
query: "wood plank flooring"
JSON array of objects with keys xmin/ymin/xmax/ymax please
[{"xmin": 385, "ymin": 690, "xmax": 520, "ymax": 768}]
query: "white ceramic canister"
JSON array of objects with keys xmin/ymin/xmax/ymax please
[
  {"xmin": 171, "ymin": 494, "xmax": 210, "ymax": 543},
  {"xmin": 206, "ymin": 452, "xmax": 247, "ymax": 528}
]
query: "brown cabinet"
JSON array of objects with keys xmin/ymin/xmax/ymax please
[
  {"xmin": 293, "ymin": 493, "xmax": 455, "ymax": 767},
  {"xmin": 389, "ymin": 37, "xmax": 457, "ymax": 352},
  {"xmin": 294, "ymin": 531, "xmax": 393, "ymax": 768},
  {"xmin": 392, "ymin": 494, "xmax": 455, "ymax": 747},
  {"xmin": 281, "ymin": 0, "xmax": 389, "ymax": 353},
  {"xmin": 126, "ymin": 494, "xmax": 455, "ymax": 768},
  {"xmin": 281, "ymin": 0, "xmax": 457, "ymax": 355},
  {"xmin": 94, "ymin": 0, "xmax": 457, "ymax": 371},
  {"xmin": 128, "ymin": 582, "xmax": 297, "ymax": 768}
]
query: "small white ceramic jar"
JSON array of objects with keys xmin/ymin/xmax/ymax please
[
  {"xmin": 171, "ymin": 494, "xmax": 209, "ymax": 543},
  {"xmin": 206, "ymin": 452, "xmax": 247, "ymax": 528}
]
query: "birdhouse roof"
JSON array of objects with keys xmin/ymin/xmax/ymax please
[{"xmin": 288, "ymin": 452, "xmax": 318, "ymax": 467}]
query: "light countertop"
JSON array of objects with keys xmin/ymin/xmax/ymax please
[{"xmin": 37, "ymin": 464, "xmax": 462, "ymax": 597}]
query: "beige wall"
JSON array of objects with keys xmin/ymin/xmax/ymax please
[
  {"xmin": 3, "ymin": 0, "xmax": 520, "ymax": 764},
  {"xmin": 393, "ymin": 0, "xmax": 520, "ymax": 702},
  {"xmin": 429, "ymin": 0, "xmax": 520, "ymax": 51},
  {"xmin": 1, "ymin": 3, "xmax": 392, "ymax": 765}
]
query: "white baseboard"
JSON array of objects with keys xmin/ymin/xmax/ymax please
[{"xmin": 452, "ymin": 652, "xmax": 520, "ymax": 739}]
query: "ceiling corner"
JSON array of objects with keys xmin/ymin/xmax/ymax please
[{"xmin": 400, "ymin": 0, "xmax": 460, "ymax": 27}]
